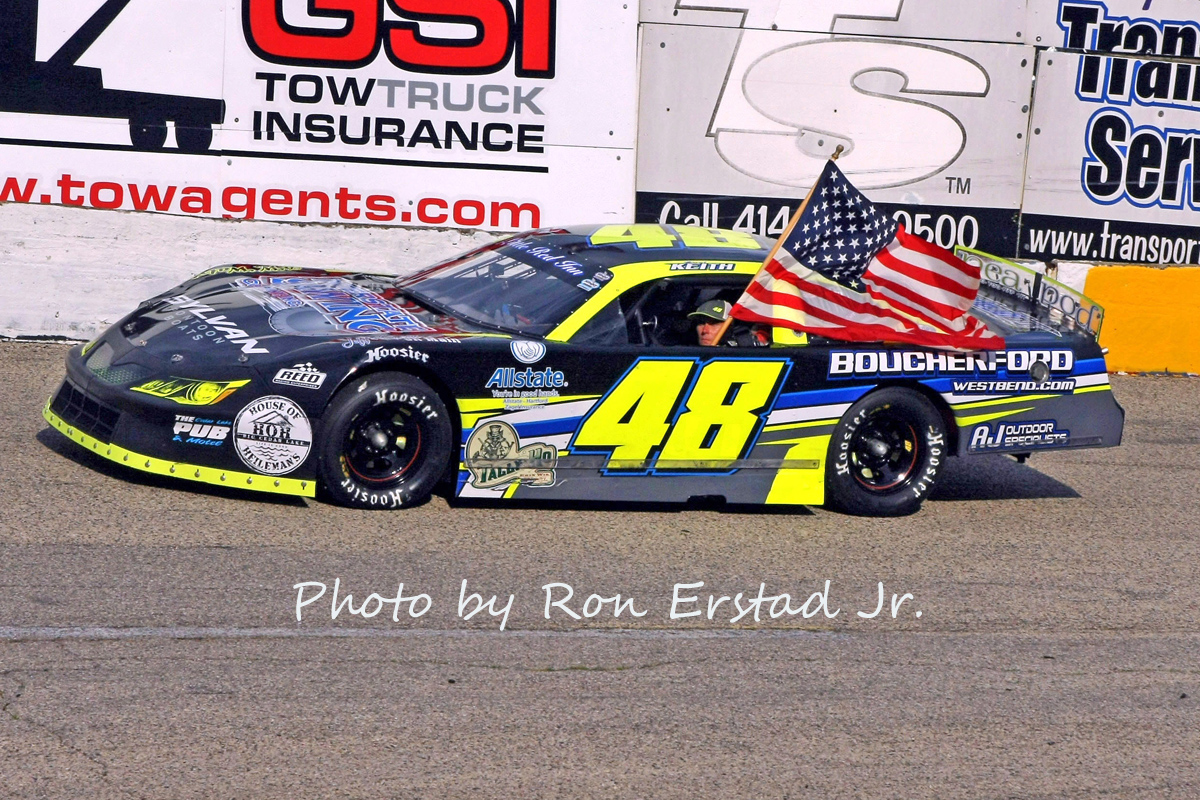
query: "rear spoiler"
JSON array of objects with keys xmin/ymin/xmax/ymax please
[{"xmin": 955, "ymin": 247, "xmax": 1105, "ymax": 340}]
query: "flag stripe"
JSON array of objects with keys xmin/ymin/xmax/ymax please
[
  {"xmin": 736, "ymin": 290, "xmax": 1002, "ymax": 349},
  {"xmin": 764, "ymin": 259, "xmax": 919, "ymax": 327},
  {"xmin": 747, "ymin": 274, "xmax": 907, "ymax": 331},
  {"xmin": 864, "ymin": 272, "xmax": 971, "ymax": 329},
  {"xmin": 871, "ymin": 245, "xmax": 977, "ymax": 300},
  {"xmin": 892, "ymin": 227, "xmax": 981, "ymax": 281}
]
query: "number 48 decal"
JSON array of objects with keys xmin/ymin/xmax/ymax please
[{"xmin": 571, "ymin": 358, "xmax": 790, "ymax": 473}]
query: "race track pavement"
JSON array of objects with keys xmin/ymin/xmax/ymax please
[{"xmin": 1, "ymin": 343, "xmax": 1196, "ymax": 799}]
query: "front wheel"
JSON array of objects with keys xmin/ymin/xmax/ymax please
[
  {"xmin": 176, "ymin": 123, "xmax": 214, "ymax": 153},
  {"xmin": 317, "ymin": 373, "xmax": 452, "ymax": 509},
  {"xmin": 825, "ymin": 387, "xmax": 947, "ymax": 516}
]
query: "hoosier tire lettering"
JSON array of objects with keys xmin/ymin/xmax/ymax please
[
  {"xmin": 825, "ymin": 388, "xmax": 947, "ymax": 517},
  {"xmin": 317, "ymin": 372, "xmax": 452, "ymax": 510}
]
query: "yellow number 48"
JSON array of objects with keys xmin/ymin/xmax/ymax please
[{"xmin": 572, "ymin": 358, "xmax": 789, "ymax": 472}]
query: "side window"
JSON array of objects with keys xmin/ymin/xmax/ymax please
[
  {"xmin": 633, "ymin": 277, "xmax": 750, "ymax": 347},
  {"xmin": 569, "ymin": 276, "xmax": 754, "ymax": 346},
  {"xmin": 571, "ymin": 296, "xmax": 629, "ymax": 345}
]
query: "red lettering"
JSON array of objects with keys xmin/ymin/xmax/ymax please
[
  {"xmin": 241, "ymin": 0, "xmax": 551, "ymax": 75},
  {"xmin": 180, "ymin": 187, "xmax": 212, "ymax": 214},
  {"xmin": 453, "ymin": 199, "xmax": 486, "ymax": 226},
  {"xmin": 222, "ymin": 186, "xmax": 257, "ymax": 219},
  {"xmin": 129, "ymin": 184, "xmax": 176, "ymax": 211},
  {"xmin": 335, "ymin": 186, "xmax": 361, "ymax": 219},
  {"xmin": 417, "ymin": 197, "xmax": 447, "ymax": 224},
  {"xmin": 57, "ymin": 174, "xmax": 85, "ymax": 207},
  {"xmin": 299, "ymin": 190, "xmax": 330, "ymax": 218},
  {"xmin": 386, "ymin": 0, "xmax": 512, "ymax": 73},
  {"xmin": 517, "ymin": 0, "xmax": 554, "ymax": 78},
  {"xmin": 244, "ymin": 0, "xmax": 379, "ymax": 66},
  {"xmin": 262, "ymin": 189, "xmax": 293, "ymax": 215},
  {"xmin": 490, "ymin": 201, "xmax": 539, "ymax": 229},
  {"xmin": 0, "ymin": 177, "xmax": 37, "ymax": 203},
  {"xmin": 89, "ymin": 182, "xmax": 124, "ymax": 209},
  {"xmin": 365, "ymin": 194, "xmax": 397, "ymax": 221}
]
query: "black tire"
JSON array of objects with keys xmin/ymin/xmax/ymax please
[
  {"xmin": 825, "ymin": 387, "xmax": 947, "ymax": 516},
  {"xmin": 317, "ymin": 373, "xmax": 453, "ymax": 509},
  {"xmin": 176, "ymin": 123, "xmax": 214, "ymax": 153},
  {"xmin": 129, "ymin": 119, "xmax": 167, "ymax": 150}
]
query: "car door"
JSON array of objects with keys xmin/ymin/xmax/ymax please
[{"xmin": 493, "ymin": 272, "xmax": 841, "ymax": 506}]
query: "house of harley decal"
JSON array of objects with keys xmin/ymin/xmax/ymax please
[{"xmin": 233, "ymin": 395, "xmax": 313, "ymax": 475}]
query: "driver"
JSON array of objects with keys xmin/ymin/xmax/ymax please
[{"xmin": 688, "ymin": 300, "xmax": 768, "ymax": 347}]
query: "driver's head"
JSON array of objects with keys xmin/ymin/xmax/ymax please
[{"xmin": 688, "ymin": 300, "xmax": 731, "ymax": 346}]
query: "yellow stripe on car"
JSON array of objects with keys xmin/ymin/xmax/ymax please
[
  {"xmin": 43, "ymin": 402, "xmax": 315, "ymax": 498},
  {"xmin": 955, "ymin": 407, "xmax": 1035, "ymax": 427}
]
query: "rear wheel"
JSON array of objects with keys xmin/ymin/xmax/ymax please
[
  {"xmin": 318, "ymin": 373, "xmax": 452, "ymax": 509},
  {"xmin": 825, "ymin": 387, "xmax": 947, "ymax": 516},
  {"xmin": 129, "ymin": 118, "xmax": 167, "ymax": 150}
]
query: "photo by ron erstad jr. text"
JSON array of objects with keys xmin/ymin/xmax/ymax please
[{"xmin": 292, "ymin": 579, "xmax": 924, "ymax": 631}]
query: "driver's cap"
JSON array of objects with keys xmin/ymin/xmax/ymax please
[{"xmin": 688, "ymin": 299, "xmax": 732, "ymax": 322}]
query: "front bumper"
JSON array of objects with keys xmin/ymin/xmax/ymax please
[{"xmin": 44, "ymin": 346, "xmax": 317, "ymax": 498}]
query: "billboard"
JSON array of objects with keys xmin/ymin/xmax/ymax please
[
  {"xmin": 1021, "ymin": 0, "xmax": 1200, "ymax": 264},
  {"xmin": 0, "ymin": 0, "xmax": 638, "ymax": 230},
  {"xmin": 635, "ymin": 0, "xmax": 1036, "ymax": 256}
]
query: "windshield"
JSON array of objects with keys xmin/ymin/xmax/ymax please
[{"xmin": 397, "ymin": 239, "xmax": 610, "ymax": 336}]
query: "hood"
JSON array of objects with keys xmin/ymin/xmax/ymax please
[{"xmin": 116, "ymin": 268, "xmax": 488, "ymax": 363}]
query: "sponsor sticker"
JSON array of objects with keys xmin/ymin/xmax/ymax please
[
  {"xmin": 237, "ymin": 277, "xmax": 431, "ymax": 336},
  {"xmin": 951, "ymin": 379, "xmax": 1076, "ymax": 394},
  {"xmin": 132, "ymin": 377, "xmax": 249, "ymax": 405},
  {"xmin": 364, "ymin": 345, "xmax": 430, "ymax": 364},
  {"xmin": 464, "ymin": 420, "xmax": 557, "ymax": 489},
  {"xmin": 486, "ymin": 367, "xmax": 566, "ymax": 390},
  {"xmin": 510, "ymin": 340, "xmax": 546, "ymax": 364},
  {"xmin": 193, "ymin": 265, "xmax": 301, "ymax": 279},
  {"xmin": 669, "ymin": 261, "xmax": 737, "ymax": 271},
  {"xmin": 968, "ymin": 420, "xmax": 1070, "ymax": 452},
  {"xmin": 172, "ymin": 415, "xmax": 230, "ymax": 446},
  {"xmin": 273, "ymin": 363, "xmax": 328, "ymax": 390},
  {"xmin": 486, "ymin": 367, "xmax": 568, "ymax": 404},
  {"xmin": 828, "ymin": 349, "xmax": 1075, "ymax": 378},
  {"xmin": 162, "ymin": 296, "xmax": 270, "ymax": 354},
  {"xmin": 233, "ymin": 396, "xmax": 313, "ymax": 475}
]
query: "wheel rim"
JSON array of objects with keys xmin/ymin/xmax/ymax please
[
  {"xmin": 342, "ymin": 405, "xmax": 423, "ymax": 485},
  {"xmin": 848, "ymin": 408, "xmax": 920, "ymax": 492}
]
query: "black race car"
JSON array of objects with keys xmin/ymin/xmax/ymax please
[{"xmin": 44, "ymin": 224, "xmax": 1124, "ymax": 516}]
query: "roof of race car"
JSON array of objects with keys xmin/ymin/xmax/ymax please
[{"xmin": 510, "ymin": 224, "xmax": 774, "ymax": 268}]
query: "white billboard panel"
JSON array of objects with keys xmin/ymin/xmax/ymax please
[
  {"xmin": 636, "ymin": 20, "xmax": 1035, "ymax": 253},
  {"xmin": 640, "ymin": 0, "xmax": 1028, "ymax": 44},
  {"xmin": 1021, "ymin": 2, "xmax": 1200, "ymax": 264},
  {"xmin": 0, "ymin": 0, "xmax": 638, "ymax": 230}
]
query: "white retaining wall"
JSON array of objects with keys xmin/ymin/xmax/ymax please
[{"xmin": 0, "ymin": 202, "xmax": 497, "ymax": 340}]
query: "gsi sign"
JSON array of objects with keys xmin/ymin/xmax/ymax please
[{"xmin": 243, "ymin": 0, "xmax": 555, "ymax": 76}]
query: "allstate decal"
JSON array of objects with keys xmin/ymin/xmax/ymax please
[{"xmin": 510, "ymin": 339, "xmax": 547, "ymax": 364}]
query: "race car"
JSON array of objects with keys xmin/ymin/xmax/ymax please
[{"xmin": 44, "ymin": 224, "xmax": 1124, "ymax": 516}]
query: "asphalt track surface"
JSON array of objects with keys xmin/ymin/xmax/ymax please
[{"xmin": 1, "ymin": 342, "xmax": 1196, "ymax": 799}]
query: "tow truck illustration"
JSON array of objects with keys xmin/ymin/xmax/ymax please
[{"xmin": 0, "ymin": 0, "xmax": 225, "ymax": 152}]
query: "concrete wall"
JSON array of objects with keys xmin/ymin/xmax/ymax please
[{"xmin": 0, "ymin": 202, "xmax": 498, "ymax": 340}]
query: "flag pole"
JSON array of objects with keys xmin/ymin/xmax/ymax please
[{"xmin": 710, "ymin": 145, "xmax": 845, "ymax": 344}]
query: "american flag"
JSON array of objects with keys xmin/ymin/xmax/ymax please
[{"xmin": 732, "ymin": 160, "xmax": 1004, "ymax": 350}]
